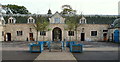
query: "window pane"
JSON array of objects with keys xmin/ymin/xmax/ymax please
[
  {"xmin": 68, "ymin": 31, "xmax": 74, "ymax": 36},
  {"xmin": 40, "ymin": 31, "xmax": 46, "ymax": 36},
  {"xmin": 91, "ymin": 31, "xmax": 97, "ymax": 36},
  {"xmin": 2, "ymin": 31, "xmax": 4, "ymax": 36},
  {"xmin": 103, "ymin": 30, "xmax": 108, "ymax": 32},
  {"xmin": 17, "ymin": 31, "xmax": 22, "ymax": 36},
  {"xmin": 55, "ymin": 18, "xmax": 60, "ymax": 23}
]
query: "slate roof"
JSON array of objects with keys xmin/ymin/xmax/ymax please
[
  {"xmin": 3, "ymin": 14, "xmax": 118, "ymax": 24},
  {"xmin": 113, "ymin": 18, "xmax": 120, "ymax": 28}
]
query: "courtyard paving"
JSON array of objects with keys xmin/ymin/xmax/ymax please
[
  {"xmin": 34, "ymin": 49, "xmax": 76, "ymax": 61},
  {"xmin": 0, "ymin": 41, "xmax": 119, "ymax": 62}
]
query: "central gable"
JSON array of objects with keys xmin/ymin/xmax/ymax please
[{"xmin": 49, "ymin": 12, "xmax": 65, "ymax": 24}]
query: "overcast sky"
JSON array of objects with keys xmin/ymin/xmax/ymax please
[{"xmin": 0, "ymin": 0, "xmax": 120, "ymax": 15}]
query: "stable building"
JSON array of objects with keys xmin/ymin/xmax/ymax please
[
  {"xmin": 108, "ymin": 18, "xmax": 120, "ymax": 42},
  {"xmin": 1, "ymin": 12, "xmax": 119, "ymax": 42},
  {"xmin": 0, "ymin": 15, "xmax": 5, "ymax": 41}
]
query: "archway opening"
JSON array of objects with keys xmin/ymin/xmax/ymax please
[{"xmin": 52, "ymin": 27, "xmax": 62, "ymax": 41}]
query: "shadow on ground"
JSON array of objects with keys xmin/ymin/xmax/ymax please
[
  {"xmin": 2, "ymin": 50, "xmax": 40, "ymax": 62},
  {"xmin": 72, "ymin": 51, "xmax": 119, "ymax": 62}
]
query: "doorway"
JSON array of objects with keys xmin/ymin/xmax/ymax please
[
  {"xmin": 6, "ymin": 33, "xmax": 11, "ymax": 41},
  {"xmin": 52, "ymin": 27, "xmax": 62, "ymax": 41},
  {"xmin": 81, "ymin": 33, "xmax": 85, "ymax": 41},
  {"xmin": 29, "ymin": 33, "xmax": 34, "ymax": 41},
  {"xmin": 114, "ymin": 30, "xmax": 119, "ymax": 42},
  {"xmin": 112, "ymin": 33, "xmax": 113, "ymax": 41},
  {"xmin": 103, "ymin": 33, "xmax": 107, "ymax": 41}
]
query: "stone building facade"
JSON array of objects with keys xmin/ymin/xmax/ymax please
[
  {"xmin": 1, "ymin": 12, "xmax": 119, "ymax": 42},
  {"xmin": 108, "ymin": 18, "xmax": 120, "ymax": 42},
  {"xmin": 0, "ymin": 16, "xmax": 5, "ymax": 41}
]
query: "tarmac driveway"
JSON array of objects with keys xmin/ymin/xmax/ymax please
[
  {"xmin": 72, "ymin": 41, "xmax": 119, "ymax": 62},
  {"xmin": 1, "ymin": 41, "xmax": 40, "ymax": 62},
  {"xmin": 2, "ymin": 51, "xmax": 40, "ymax": 62}
]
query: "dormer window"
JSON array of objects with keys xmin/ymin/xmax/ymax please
[
  {"xmin": 28, "ymin": 17, "xmax": 35, "ymax": 23},
  {"xmin": 54, "ymin": 18, "xmax": 60, "ymax": 23},
  {"xmin": 0, "ymin": 16, "xmax": 5, "ymax": 25},
  {"xmin": 81, "ymin": 19, "xmax": 86, "ymax": 23},
  {"xmin": 79, "ymin": 16, "xmax": 86, "ymax": 24},
  {"xmin": 49, "ymin": 12, "xmax": 65, "ymax": 24},
  {"xmin": 8, "ymin": 17, "xmax": 16, "ymax": 24}
]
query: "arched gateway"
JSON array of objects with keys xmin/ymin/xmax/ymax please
[{"xmin": 52, "ymin": 27, "xmax": 62, "ymax": 41}]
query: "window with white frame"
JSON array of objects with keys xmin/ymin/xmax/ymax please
[
  {"xmin": 28, "ymin": 19, "xmax": 34, "ymax": 23},
  {"xmin": 81, "ymin": 19, "xmax": 85, "ymax": 23},
  {"xmin": 17, "ymin": 31, "xmax": 23, "ymax": 36},
  {"xmin": 8, "ymin": 17, "xmax": 16, "ymax": 23},
  {"xmin": 54, "ymin": 18, "xmax": 60, "ymax": 23},
  {"xmin": 79, "ymin": 17, "xmax": 86, "ymax": 24},
  {"xmin": 91, "ymin": 31, "xmax": 97, "ymax": 36},
  {"xmin": 9, "ymin": 19, "xmax": 14, "ymax": 23},
  {"xmin": 2, "ymin": 31, "xmax": 4, "ymax": 36},
  {"xmin": 40, "ymin": 31, "xmax": 46, "ymax": 36},
  {"xmin": 28, "ymin": 17, "xmax": 35, "ymax": 23},
  {"xmin": 68, "ymin": 31, "xmax": 74, "ymax": 36}
]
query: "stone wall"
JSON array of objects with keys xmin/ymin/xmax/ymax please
[
  {"xmin": 3, "ymin": 23, "xmax": 110, "ymax": 42},
  {"xmin": 108, "ymin": 28, "xmax": 120, "ymax": 41},
  {"xmin": 77, "ymin": 24, "xmax": 109, "ymax": 41},
  {"xmin": 4, "ymin": 24, "xmax": 37, "ymax": 41},
  {"xmin": 0, "ymin": 26, "xmax": 3, "ymax": 41}
]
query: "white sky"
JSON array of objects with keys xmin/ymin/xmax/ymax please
[{"xmin": 0, "ymin": 0, "xmax": 120, "ymax": 15}]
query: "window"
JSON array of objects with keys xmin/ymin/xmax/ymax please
[
  {"xmin": 81, "ymin": 19, "xmax": 85, "ymax": 24},
  {"xmin": 9, "ymin": 19, "xmax": 11, "ymax": 23},
  {"xmin": 91, "ymin": 31, "xmax": 97, "ymax": 36},
  {"xmin": 28, "ymin": 17, "xmax": 35, "ymax": 23},
  {"xmin": 28, "ymin": 19, "xmax": 34, "ymax": 23},
  {"xmin": 17, "ymin": 31, "xmax": 23, "ymax": 36},
  {"xmin": 80, "ymin": 18, "xmax": 86, "ymax": 24},
  {"xmin": 68, "ymin": 31, "xmax": 74, "ymax": 36},
  {"xmin": 8, "ymin": 17, "xmax": 16, "ymax": 24},
  {"xmin": 40, "ymin": 31, "xmax": 46, "ymax": 36},
  {"xmin": 54, "ymin": 18, "xmax": 60, "ymax": 23},
  {"xmin": 2, "ymin": 31, "xmax": 4, "ymax": 36},
  {"xmin": 103, "ymin": 30, "xmax": 108, "ymax": 32},
  {"xmin": 9, "ymin": 19, "xmax": 14, "ymax": 23}
]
